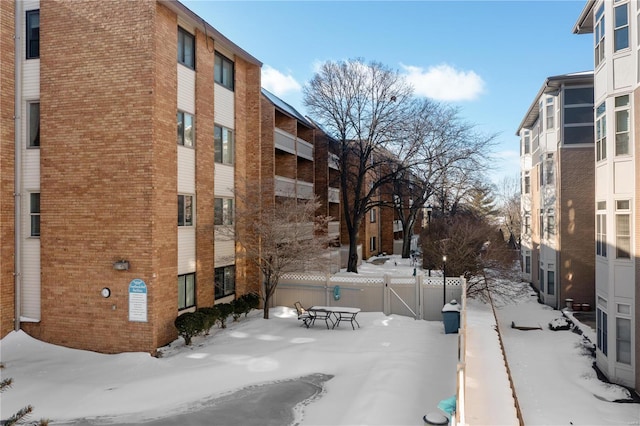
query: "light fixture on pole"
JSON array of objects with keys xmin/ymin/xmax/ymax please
[
  {"xmin": 426, "ymin": 205, "xmax": 432, "ymax": 277},
  {"xmin": 442, "ymin": 255, "xmax": 447, "ymax": 306}
]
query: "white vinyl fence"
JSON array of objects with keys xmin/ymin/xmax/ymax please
[{"xmin": 272, "ymin": 273, "xmax": 465, "ymax": 321}]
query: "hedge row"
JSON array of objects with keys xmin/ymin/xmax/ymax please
[{"xmin": 174, "ymin": 293, "xmax": 260, "ymax": 345}]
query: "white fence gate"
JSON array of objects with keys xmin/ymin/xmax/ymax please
[{"xmin": 273, "ymin": 273, "xmax": 465, "ymax": 321}]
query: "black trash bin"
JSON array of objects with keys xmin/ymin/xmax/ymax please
[
  {"xmin": 441, "ymin": 300, "xmax": 461, "ymax": 334},
  {"xmin": 423, "ymin": 412, "xmax": 448, "ymax": 425}
]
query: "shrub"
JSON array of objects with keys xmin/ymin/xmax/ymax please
[
  {"xmin": 215, "ymin": 303, "xmax": 234, "ymax": 328},
  {"xmin": 197, "ymin": 307, "xmax": 220, "ymax": 335},
  {"xmin": 174, "ymin": 311, "xmax": 207, "ymax": 345},
  {"xmin": 240, "ymin": 292, "xmax": 261, "ymax": 312},
  {"xmin": 231, "ymin": 298, "xmax": 248, "ymax": 322}
]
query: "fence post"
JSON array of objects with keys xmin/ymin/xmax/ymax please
[
  {"xmin": 383, "ymin": 273, "xmax": 390, "ymax": 315},
  {"xmin": 415, "ymin": 274, "xmax": 422, "ymax": 320},
  {"xmin": 325, "ymin": 274, "xmax": 331, "ymax": 306}
]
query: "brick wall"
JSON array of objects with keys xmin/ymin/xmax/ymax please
[
  {"xmin": 25, "ymin": 0, "xmax": 174, "ymax": 354},
  {"xmin": 557, "ymin": 147, "xmax": 595, "ymax": 306},
  {"xmin": 0, "ymin": 0, "xmax": 15, "ymax": 338}
]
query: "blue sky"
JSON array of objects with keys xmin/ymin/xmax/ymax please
[{"xmin": 183, "ymin": 0, "xmax": 594, "ymax": 184}]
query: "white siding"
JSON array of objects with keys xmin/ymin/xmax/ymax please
[
  {"xmin": 177, "ymin": 146, "xmax": 195, "ymax": 194},
  {"xmin": 214, "ymin": 164, "xmax": 234, "ymax": 197},
  {"xmin": 21, "ymin": 0, "xmax": 41, "ymax": 321},
  {"xmin": 613, "ymin": 56, "xmax": 634, "ymax": 89},
  {"xmin": 614, "ymin": 161, "xmax": 634, "ymax": 194},
  {"xmin": 177, "ymin": 227, "xmax": 196, "ymax": 274},
  {"xmin": 214, "ymin": 85, "xmax": 234, "ymax": 129},
  {"xmin": 177, "ymin": 65, "xmax": 195, "ymax": 114}
]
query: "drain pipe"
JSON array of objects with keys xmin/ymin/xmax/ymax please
[{"xmin": 14, "ymin": 0, "xmax": 23, "ymax": 331}]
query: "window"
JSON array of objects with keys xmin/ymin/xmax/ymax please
[
  {"xmin": 597, "ymin": 308, "xmax": 608, "ymax": 356},
  {"xmin": 595, "ymin": 4, "xmax": 605, "ymax": 67},
  {"xmin": 616, "ymin": 317, "xmax": 631, "ymax": 364},
  {"xmin": 615, "ymin": 95, "xmax": 630, "ymax": 156},
  {"xmin": 525, "ymin": 254, "xmax": 531, "ymax": 274},
  {"xmin": 616, "ymin": 200, "xmax": 630, "ymax": 259},
  {"xmin": 178, "ymin": 195, "xmax": 193, "ymax": 226},
  {"xmin": 545, "ymin": 98, "xmax": 554, "ymax": 130},
  {"xmin": 177, "ymin": 111, "xmax": 194, "ymax": 147},
  {"xmin": 370, "ymin": 208, "xmax": 377, "ymax": 223},
  {"xmin": 370, "ymin": 236, "xmax": 377, "ymax": 252},
  {"xmin": 214, "ymin": 266, "xmax": 235, "ymax": 299},
  {"xmin": 524, "ymin": 214, "xmax": 531, "ymax": 234},
  {"xmin": 30, "ymin": 193, "xmax": 40, "ymax": 237},
  {"xmin": 214, "ymin": 52, "xmax": 234, "ymax": 90},
  {"xmin": 178, "ymin": 273, "xmax": 195, "ymax": 310},
  {"xmin": 524, "ymin": 172, "xmax": 530, "ymax": 194},
  {"xmin": 523, "ymin": 132, "xmax": 530, "ymax": 155},
  {"xmin": 539, "ymin": 162, "xmax": 543, "ymax": 187},
  {"xmin": 177, "ymin": 27, "xmax": 195, "ymax": 69},
  {"xmin": 547, "ymin": 210, "xmax": 555, "ymax": 238},
  {"xmin": 596, "ymin": 102, "xmax": 607, "ymax": 161},
  {"xmin": 539, "ymin": 209, "xmax": 544, "ymax": 240},
  {"xmin": 596, "ymin": 201, "xmax": 607, "ymax": 257},
  {"xmin": 545, "ymin": 155, "xmax": 554, "ymax": 185},
  {"xmin": 26, "ymin": 10, "xmax": 39, "ymax": 59},
  {"xmin": 214, "ymin": 125, "xmax": 234, "ymax": 164},
  {"xmin": 614, "ymin": 2, "xmax": 629, "ymax": 51},
  {"xmin": 547, "ymin": 270, "xmax": 555, "ymax": 296},
  {"xmin": 214, "ymin": 198, "xmax": 234, "ymax": 226},
  {"xmin": 28, "ymin": 102, "xmax": 40, "ymax": 148}
]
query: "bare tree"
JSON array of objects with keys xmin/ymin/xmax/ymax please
[
  {"xmin": 233, "ymin": 196, "xmax": 333, "ymax": 319},
  {"xmin": 388, "ymin": 99, "xmax": 496, "ymax": 258},
  {"xmin": 496, "ymin": 174, "xmax": 522, "ymax": 250},
  {"xmin": 303, "ymin": 59, "xmax": 415, "ymax": 272}
]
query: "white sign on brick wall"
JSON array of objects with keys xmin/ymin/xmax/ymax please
[{"xmin": 128, "ymin": 279, "xmax": 148, "ymax": 322}]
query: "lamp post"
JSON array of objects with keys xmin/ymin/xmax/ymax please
[
  {"xmin": 442, "ymin": 255, "xmax": 447, "ymax": 306},
  {"xmin": 426, "ymin": 205, "xmax": 432, "ymax": 277}
]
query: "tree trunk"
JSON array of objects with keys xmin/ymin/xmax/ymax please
[
  {"xmin": 347, "ymin": 231, "xmax": 359, "ymax": 273},
  {"xmin": 263, "ymin": 304, "xmax": 270, "ymax": 319}
]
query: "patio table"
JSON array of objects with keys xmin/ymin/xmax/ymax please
[{"xmin": 308, "ymin": 306, "xmax": 361, "ymax": 330}]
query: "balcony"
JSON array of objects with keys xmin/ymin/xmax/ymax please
[
  {"xmin": 275, "ymin": 175, "xmax": 314, "ymax": 200},
  {"xmin": 328, "ymin": 221, "xmax": 340, "ymax": 238},
  {"xmin": 329, "ymin": 153, "xmax": 339, "ymax": 170},
  {"xmin": 328, "ymin": 187, "xmax": 340, "ymax": 203},
  {"xmin": 274, "ymin": 128, "xmax": 314, "ymax": 161}
]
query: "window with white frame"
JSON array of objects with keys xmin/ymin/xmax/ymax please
[
  {"xmin": 524, "ymin": 213, "xmax": 531, "ymax": 234},
  {"xmin": 615, "ymin": 200, "xmax": 631, "ymax": 259},
  {"xmin": 596, "ymin": 101, "xmax": 607, "ymax": 161},
  {"xmin": 370, "ymin": 236, "xmax": 377, "ymax": 252},
  {"xmin": 597, "ymin": 307, "xmax": 608, "ymax": 355},
  {"xmin": 614, "ymin": 2, "xmax": 630, "ymax": 52},
  {"xmin": 370, "ymin": 208, "xmax": 377, "ymax": 223},
  {"xmin": 178, "ymin": 195, "xmax": 193, "ymax": 227},
  {"xmin": 545, "ymin": 98, "xmax": 554, "ymax": 130},
  {"xmin": 214, "ymin": 198, "xmax": 234, "ymax": 226},
  {"xmin": 28, "ymin": 102, "xmax": 40, "ymax": 148},
  {"xmin": 177, "ymin": 111, "xmax": 194, "ymax": 148},
  {"xmin": 177, "ymin": 27, "xmax": 195, "ymax": 69},
  {"xmin": 524, "ymin": 254, "xmax": 531, "ymax": 274},
  {"xmin": 545, "ymin": 154, "xmax": 554, "ymax": 185},
  {"xmin": 539, "ymin": 209, "xmax": 544, "ymax": 240},
  {"xmin": 615, "ymin": 95, "xmax": 630, "ymax": 156},
  {"xmin": 178, "ymin": 273, "xmax": 195, "ymax": 310},
  {"xmin": 616, "ymin": 316, "xmax": 631, "ymax": 364},
  {"xmin": 523, "ymin": 132, "xmax": 530, "ymax": 155},
  {"xmin": 524, "ymin": 172, "xmax": 531, "ymax": 194},
  {"xmin": 596, "ymin": 201, "xmax": 607, "ymax": 257},
  {"xmin": 547, "ymin": 269, "xmax": 555, "ymax": 296},
  {"xmin": 547, "ymin": 209, "xmax": 555, "ymax": 238},
  {"xmin": 214, "ymin": 52, "xmax": 234, "ymax": 91},
  {"xmin": 564, "ymin": 87, "xmax": 595, "ymax": 144},
  {"xmin": 214, "ymin": 125, "xmax": 234, "ymax": 164},
  {"xmin": 214, "ymin": 266, "xmax": 235, "ymax": 299},
  {"xmin": 26, "ymin": 10, "xmax": 39, "ymax": 59},
  {"xmin": 595, "ymin": 3, "xmax": 605, "ymax": 66},
  {"xmin": 30, "ymin": 193, "xmax": 40, "ymax": 237}
]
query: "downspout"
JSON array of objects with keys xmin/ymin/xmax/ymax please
[{"xmin": 14, "ymin": 0, "xmax": 23, "ymax": 331}]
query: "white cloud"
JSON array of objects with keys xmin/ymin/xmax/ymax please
[
  {"xmin": 261, "ymin": 65, "xmax": 302, "ymax": 96},
  {"xmin": 401, "ymin": 63, "xmax": 485, "ymax": 102}
]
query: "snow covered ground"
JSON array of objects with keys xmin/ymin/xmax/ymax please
[{"xmin": 2, "ymin": 256, "xmax": 639, "ymax": 425}]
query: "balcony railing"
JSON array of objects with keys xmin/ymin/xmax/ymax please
[
  {"xmin": 297, "ymin": 139, "xmax": 313, "ymax": 161},
  {"xmin": 393, "ymin": 220, "xmax": 402, "ymax": 233},
  {"xmin": 329, "ymin": 153, "xmax": 339, "ymax": 170},
  {"xmin": 274, "ymin": 128, "xmax": 296, "ymax": 154},
  {"xmin": 328, "ymin": 187, "xmax": 340, "ymax": 203},
  {"xmin": 275, "ymin": 175, "xmax": 314, "ymax": 200}
]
